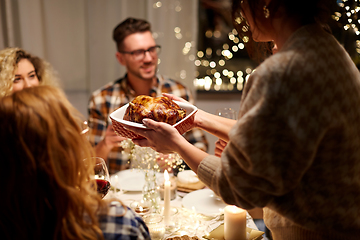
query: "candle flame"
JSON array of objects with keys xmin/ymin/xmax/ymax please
[{"xmin": 164, "ymin": 170, "xmax": 169, "ymax": 181}]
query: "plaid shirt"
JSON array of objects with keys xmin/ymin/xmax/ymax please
[
  {"xmin": 88, "ymin": 74, "xmax": 208, "ymax": 174},
  {"xmin": 99, "ymin": 202, "xmax": 151, "ymax": 240}
]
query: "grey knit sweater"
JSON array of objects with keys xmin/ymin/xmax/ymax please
[{"xmin": 198, "ymin": 24, "xmax": 360, "ymax": 239}]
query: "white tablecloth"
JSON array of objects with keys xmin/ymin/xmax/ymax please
[{"xmin": 105, "ymin": 172, "xmax": 262, "ymax": 240}]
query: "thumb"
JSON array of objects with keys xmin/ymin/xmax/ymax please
[{"xmin": 142, "ymin": 118, "xmax": 158, "ymax": 129}]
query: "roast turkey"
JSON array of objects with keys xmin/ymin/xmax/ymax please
[{"xmin": 123, "ymin": 95, "xmax": 186, "ymax": 125}]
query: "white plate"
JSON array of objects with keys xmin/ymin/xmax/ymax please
[
  {"xmin": 182, "ymin": 189, "xmax": 227, "ymax": 216},
  {"xmin": 110, "ymin": 169, "xmax": 163, "ymax": 192},
  {"xmin": 110, "ymin": 169, "xmax": 147, "ymax": 192}
]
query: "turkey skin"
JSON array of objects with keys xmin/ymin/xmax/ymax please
[{"xmin": 123, "ymin": 95, "xmax": 186, "ymax": 125}]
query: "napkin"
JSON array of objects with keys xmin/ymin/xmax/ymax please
[
  {"xmin": 203, "ymin": 224, "xmax": 264, "ymax": 240},
  {"xmin": 176, "ymin": 170, "xmax": 205, "ymax": 193}
]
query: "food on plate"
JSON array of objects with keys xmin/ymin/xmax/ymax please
[
  {"xmin": 176, "ymin": 170, "xmax": 205, "ymax": 192},
  {"xmin": 124, "ymin": 95, "xmax": 186, "ymax": 125},
  {"xmin": 166, "ymin": 236, "xmax": 200, "ymax": 240}
]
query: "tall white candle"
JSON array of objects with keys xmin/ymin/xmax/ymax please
[
  {"xmin": 163, "ymin": 170, "xmax": 171, "ymax": 225},
  {"xmin": 224, "ymin": 205, "xmax": 246, "ymax": 240}
]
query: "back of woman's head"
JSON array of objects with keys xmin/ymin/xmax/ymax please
[
  {"xmin": 0, "ymin": 85, "xmax": 104, "ymax": 240},
  {"xmin": 231, "ymin": 0, "xmax": 337, "ymax": 61},
  {"xmin": 0, "ymin": 48, "xmax": 59, "ymax": 97}
]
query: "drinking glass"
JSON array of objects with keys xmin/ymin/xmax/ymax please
[
  {"xmin": 215, "ymin": 108, "xmax": 237, "ymax": 157},
  {"xmin": 143, "ymin": 213, "xmax": 165, "ymax": 240},
  {"xmin": 93, "ymin": 157, "xmax": 111, "ymax": 198},
  {"xmin": 216, "ymin": 107, "xmax": 237, "ymax": 120}
]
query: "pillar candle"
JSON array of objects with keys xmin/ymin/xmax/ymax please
[
  {"xmin": 163, "ymin": 170, "xmax": 171, "ymax": 225},
  {"xmin": 159, "ymin": 177, "xmax": 177, "ymax": 200},
  {"xmin": 224, "ymin": 205, "xmax": 246, "ymax": 240}
]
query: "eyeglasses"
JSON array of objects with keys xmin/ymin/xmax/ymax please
[{"xmin": 119, "ymin": 45, "xmax": 161, "ymax": 61}]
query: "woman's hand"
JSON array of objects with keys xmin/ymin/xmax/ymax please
[
  {"xmin": 128, "ymin": 118, "xmax": 210, "ymax": 173},
  {"xmin": 214, "ymin": 138, "xmax": 227, "ymax": 157},
  {"xmin": 162, "ymin": 93, "xmax": 204, "ymax": 129},
  {"xmin": 127, "ymin": 118, "xmax": 187, "ymax": 154},
  {"xmin": 162, "ymin": 93, "xmax": 189, "ymax": 104}
]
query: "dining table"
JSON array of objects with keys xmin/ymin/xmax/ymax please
[{"xmin": 105, "ymin": 169, "xmax": 264, "ymax": 240}]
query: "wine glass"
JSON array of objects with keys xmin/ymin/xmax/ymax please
[
  {"xmin": 215, "ymin": 108, "xmax": 237, "ymax": 157},
  {"xmin": 93, "ymin": 157, "xmax": 111, "ymax": 198},
  {"xmin": 216, "ymin": 107, "xmax": 237, "ymax": 120}
]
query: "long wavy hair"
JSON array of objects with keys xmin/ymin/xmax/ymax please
[
  {"xmin": 0, "ymin": 47, "xmax": 59, "ymax": 97},
  {"xmin": 231, "ymin": 0, "xmax": 336, "ymax": 62},
  {"xmin": 0, "ymin": 86, "xmax": 107, "ymax": 240}
]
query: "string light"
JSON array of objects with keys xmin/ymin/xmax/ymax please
[
  {"xmin": 193, "ymin": 23, "xmax": 253, "ymax": 92},
  {"xmin": 194, "ymin": 0, "xmax": 359, "ymax": 92},
  {"xmin": 333, "ymin": 0, "xmax": 360, "ymax": 56}
]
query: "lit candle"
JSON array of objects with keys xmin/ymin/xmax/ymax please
[
  {"xmin": 224, "ymin": 205, "xmax": 246, "ymax": 240},
  {"xmin": 163, "ymin": 170, "xmax": 171, "ymax": 225},
  {"xmin": 130, "ymin": 200, "xmax": 151, "ymax": 217},
  {"xmin": 134, "ymin": 205, "xmax": 150, "ymax": 217},
  {"xmin": 159, "ymin": 177, "xmax": 177, "ymax": 200}
]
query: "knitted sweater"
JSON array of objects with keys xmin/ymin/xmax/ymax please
[{"xmin": 198, "ymin": 24, "xmax": 360, "ymax": 239}]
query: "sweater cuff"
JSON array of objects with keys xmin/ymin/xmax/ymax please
[{"xmin": 197, "ymin": 155, "xmax": 221, "ymax": 189}]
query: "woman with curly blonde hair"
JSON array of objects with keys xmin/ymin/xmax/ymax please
[
  {"xmin": 0, "ymin": 47, "xmax": 59, "ymax": 97},
  {"xmin": 0, "ymin": 85, "xmax": 150, "ymax": 240}
]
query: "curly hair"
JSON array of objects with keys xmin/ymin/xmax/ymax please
[
  {"xmin": 0, "ymin": 86, "xmax": 108, "ymax": 240},
  {"xmin": 0, "ymin": 47, "xmax": 59, "ymax": 97}
]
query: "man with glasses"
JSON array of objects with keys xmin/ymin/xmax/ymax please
[{"xmin": 88, "ymin": 18, "xmax": 208, "ymax": 174}]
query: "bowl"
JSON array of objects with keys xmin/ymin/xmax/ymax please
[{"xmin": 109, "ymin": 101, "xmax": 198, "ymax": 140}]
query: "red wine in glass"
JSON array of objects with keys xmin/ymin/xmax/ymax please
[
  {"xmin": 96, "ymin": 179, "xmax": 111, "ymax": 198},
  {"xmin": 93, "ymin": 157, "xmax": 110, "ymax": 198}
]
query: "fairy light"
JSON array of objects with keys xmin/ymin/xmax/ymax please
[
  {"xmin": 120, "ymin": 140, "xmax": 184, "ymax": 173},
  {"xmin": 193, "ymin": 20, "xmax": 252, "ymax": 91},
  {"xmin": 333, "ymin": 0, "xmax": 360, "ymax": 38},
  {"xmin": 194, "ymin": 0, "xmax": 360, "ymax": 91},
  {"xmin": 197, "ymin": 51, "xmax": 204, "ymax": 58}
]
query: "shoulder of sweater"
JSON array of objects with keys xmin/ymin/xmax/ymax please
[{"xmin": 254, "ymin": 27, "xmax": 345, "ymax": 83}]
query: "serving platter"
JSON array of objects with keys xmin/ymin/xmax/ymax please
[{"xmin": 109, "ymin": 101, "xmax": 197, "ymax": 139}]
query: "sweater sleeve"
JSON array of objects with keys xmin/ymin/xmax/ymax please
[{"xmin": 198, "ymin": 52, "xmax": 329, "ymax": 209}]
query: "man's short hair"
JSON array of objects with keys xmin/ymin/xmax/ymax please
[{"xmin": 113, "ymin": 17, "xmax": 151, "ymax": 51}]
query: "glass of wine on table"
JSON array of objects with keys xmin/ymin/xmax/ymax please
[{"xmin": 93, "ymin": 157, "xmax": 111, "ymax": 198}]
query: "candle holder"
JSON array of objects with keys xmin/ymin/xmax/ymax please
[
  {"xmin": 157, "ymin": 206, "xmax": 180, "ymax": 232},
  {"xmin": 130, "ymin": 200, "xmax": 152, "ymax": 217},
  {"xmin": 159, "ymin": 177, "xmax": 177, "ymax": 200},
  {"xmin": 143, "ymin": 213, "xmax": 165, "ymax": 240}
]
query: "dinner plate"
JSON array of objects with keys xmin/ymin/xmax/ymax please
[
  {"xmin": 110, "ymin": 169, "xmax": 147, "ymax": 192},
  {"xmin": 182, "ymin": 189, "xmax": 227, "ymax": 216},
  {"xmin": 110, "ymin": 169, "xmax": 163, "ymax": 192}
]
